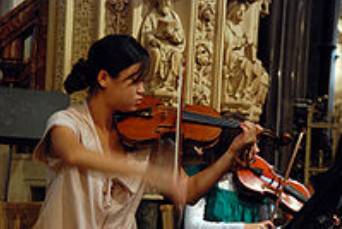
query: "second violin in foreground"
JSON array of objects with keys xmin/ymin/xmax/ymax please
[{"xmin": 235, "ymin": 155, "xmax": 311, "ymax": 214}]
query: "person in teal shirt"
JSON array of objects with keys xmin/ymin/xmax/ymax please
[{"xmin": 184, "ymin": 112, "xmax": 273, "ymax": 229}]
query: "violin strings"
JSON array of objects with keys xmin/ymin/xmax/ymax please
[{"xmin": 182, "ymin": 111, "xmax": 240, "ymax": 128}]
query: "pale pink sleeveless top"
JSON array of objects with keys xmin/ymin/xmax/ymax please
[{"xmin": 34, "ymin": 101, "xmax": 150, "ymax": 229}]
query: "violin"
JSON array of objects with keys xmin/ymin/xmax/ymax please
[
  {"xmin": 115, "ymin": 95, "xmax": 240, "ymax": 149},
  {"xmin": 115, "ymin": 95, "xmax": 286, "ymax": 150},
  {"xmin": 235, "ymin": 155, "xmax": 311, "ymax": 214}
]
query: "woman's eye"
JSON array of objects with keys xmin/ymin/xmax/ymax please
[
  {"xmin": 124, "ymin": 74, "xmax": 138, "ymax": 83},
  {"xmin": 132, "ymin": 76, "xmax": 139, "ymax": 81}
]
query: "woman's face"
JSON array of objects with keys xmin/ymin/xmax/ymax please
[{"xmin": 104, "ymin": 62, "xmax": 145, "ymax": 112}]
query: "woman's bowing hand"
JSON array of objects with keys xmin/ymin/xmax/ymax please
[{"xmin": 245, "ymin": 220, "xmax": 274, "ymax": 229}]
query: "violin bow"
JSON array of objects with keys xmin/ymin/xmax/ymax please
[
  {"xmin": 174, "ymin": 63, "xmax": 186, "ymax": 181},
  {"xmin": 270, "ymin": 128, "xmax": 306, "ymax": 221}
]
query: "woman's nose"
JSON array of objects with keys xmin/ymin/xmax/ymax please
[
  {"xmin": 253, "ymin": 144, "xmax": 260, "ymax": 154},
  {"xmin": 137, "ymin": 81, "xmax": 145, "ymax": 94}
]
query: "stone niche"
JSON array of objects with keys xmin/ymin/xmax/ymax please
[{"xmin": 48, "ymin": 0, "xmax": 272, "ymax": 122}]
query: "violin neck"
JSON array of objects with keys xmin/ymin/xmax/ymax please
[{"xmin": 183, "ymin": 111, "xmax": 240, "ymax": 129}]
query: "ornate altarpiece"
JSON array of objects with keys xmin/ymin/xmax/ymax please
[{"xmin": 46, "ymin": 0, "xmax": 272, "ymax": 122}]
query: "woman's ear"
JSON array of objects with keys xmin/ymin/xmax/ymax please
[{"xmin": 97, "ymin": 70, "xmax": 109, "ymax": 88}]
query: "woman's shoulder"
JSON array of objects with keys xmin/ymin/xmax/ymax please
[
  {"xmin": 43, "ymin": 101, "xmax": 94, "ymax": 138},
  {"xmin": 49, "ymin": 101, "xmax": 88, "ymax": 123}
]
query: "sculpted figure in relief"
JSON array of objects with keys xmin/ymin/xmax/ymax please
[
  {"xmin": 194, "ymin": 41, "xmax": 213, "ymax": 106},
  {"xmin": 222, "ymin": 0, "xmax": 269, "ymax": 108},
  {"xmin": 193, "ymin": 1, "xmax": 215, "ymax": 106},
  {"xmin": 140, "ymin": 0, "xmax": 185, "ymax": 96},
  {"xmin": 197, "ymin": 1, "xmax": 215, "ymax": 40},
  {"xmin": 243, "ymin": 0, "xmax": 272, "ymax": 49}
]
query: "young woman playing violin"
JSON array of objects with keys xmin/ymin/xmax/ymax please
[
  {"xmin": 184, "ymin": 112, "xmax": 274, "ymax": 229},
  {"xmin": 33, "ymin": 34, "xmax": 262, "ymax": 229}
]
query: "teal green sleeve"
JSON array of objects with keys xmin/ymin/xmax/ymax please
[
  {"xmin": 205, "ymin": 186, "xmax": 262, "ymax": 223},
  {"xmin": 184, "ymin": 164, "xmax": 207, "ymax": 177},
  {"xmin": 185, "ymin": 164, "xmax": 265, "ymax": 223}
]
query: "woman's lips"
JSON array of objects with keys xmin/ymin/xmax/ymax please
[{"xmin": 136, "ymin": 99, "xmax": 142, "ymax": 105}]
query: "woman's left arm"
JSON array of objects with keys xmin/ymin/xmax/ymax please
[{"xmin": 184, "ymin": 121, "xmax": 262, "ymax": 204}]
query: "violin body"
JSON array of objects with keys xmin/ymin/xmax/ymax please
[
  {"xmin": 115, "ymin": 95, "xmax": 239, "ymax": 148},
  {"xmin": 236, "ymin": 155, "xmax": 311, "ymax": 213},
  {"xmin": 116, "ymin": 96, "xmax": 286, "ymax": 151}
]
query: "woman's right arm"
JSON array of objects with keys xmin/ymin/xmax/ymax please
[
  {"xmin": 49, "ymin": 126, "xmax": 146, "ymax": 176},
  {"xmin": 48, "ymin": 125, "xmax": 187, "ymax": 204}
]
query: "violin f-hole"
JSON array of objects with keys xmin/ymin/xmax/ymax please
[{"xmin": 154, "ymin": 125, "xmax": 174, "ymax": 133}]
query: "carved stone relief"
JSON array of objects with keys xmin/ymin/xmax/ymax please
[
  {"xmin": 50, "ymin": 0, "xmax": 271, "ymax": 121},
  {"xmin": 50, "ymin": 0, "xmax": 96, "ymax": 103},
  {"xmin": 193, "ymin": 0, "xmax": 215, "ymax": 106},
  {"xmin": 197, "ymin": 1, "xmax": 215, "ymax": 41},
  {"xmin": 68, "ymin": 0, "xmax": 98, "ymax": 104},
  {"xmin": 221, "ymin": 0, "xmax": 270, "ymax": 122},
  {"xmin": 193, "ymin": 41, "xmax": 213, "ymax": 106},
  {"xmin": 105, "ymin": 0, "xmax": 130, "ymax": 35},
  {"xmin": 73, "ymin": 0, "xmax": 97, "ymax": 63},
  {"xmin": 54, "ymin": 0, "xmax": 68, "ymax": 92},
  {"xmin": 243, "ymin": 0, "xmax": 271, "ymax": 48},
  {"xmin": 139, "ymin": 0, "xmax": 186, "ymax": 106}
]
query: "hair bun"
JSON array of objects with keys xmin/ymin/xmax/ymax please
[{"xmin": 64, "ymin": 58, "xmax": 94, "ymax": 94}]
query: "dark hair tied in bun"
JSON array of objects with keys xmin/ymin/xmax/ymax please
[{"xmin": 64, "ymin": 58, "xmax": 95, "ymax": 94}]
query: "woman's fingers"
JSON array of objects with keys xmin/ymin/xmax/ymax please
[
  {"xmin": 232, "ymin": 122, "xmax": 261, "ymax": 149},
  {"xmin": 263, "ymin": 220, "xmax": 274, "ymax": 229},
  {"xmin": 240, "ymin": 121, "xmax": 263, "ymax": 136},
  {"xmin": 256, "ymin": 124, "xmax": 264, "ymax": 136}
]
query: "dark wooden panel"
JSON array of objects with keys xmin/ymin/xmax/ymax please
[{"xmin": 0, "ymin": 87, "xmax": 69, "ymax": 145}]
